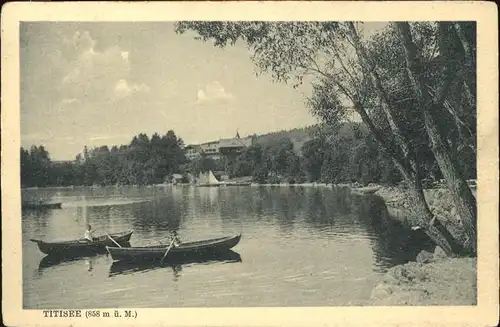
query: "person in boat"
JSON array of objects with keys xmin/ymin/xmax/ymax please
[
  {"xmin": 171, "ymin": 231, "xmax": 182, "ymax": 247},
  {"xmin": 84, "ymin": 224, "xmax": 94, "ymax": 242}
]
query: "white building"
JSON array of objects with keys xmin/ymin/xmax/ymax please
[
  {"xmin": 185, "ymin": 132, "xmax": 253, "ymax": 160},
  {"xmin": 184, "ymin": 145, "xmax": 202, "ymax": 160}
]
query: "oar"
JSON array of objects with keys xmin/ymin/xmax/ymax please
[
  {"xmin": 160, "ymin": 238, "xmax": 176, "ymax": 264},
  {"xmin": 106, "ymin": 233, "xmax": 122, "ymax": 248}
]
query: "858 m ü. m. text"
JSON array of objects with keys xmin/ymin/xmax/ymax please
[{"xmin": 42, "ymin": 310, "xmax": 137, "ymax": 319}]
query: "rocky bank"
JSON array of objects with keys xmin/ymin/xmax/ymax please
[
  {"xmin": 366, "ymin": 186, "xmax": 477, "ymax": 305},
  {"xmin": 370, "ymin": 246, "xmax": 477, "ymax": 305}
]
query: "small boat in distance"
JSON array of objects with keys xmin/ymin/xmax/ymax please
[
  {"xmin": 106, "ymin": 234, "xmax": 242, "ymax": 262},
  {"xmin": 351, "ymin": 185, "xmax": 382, "ymax": 195},
  {"xmin": 226, "ymin": 182, "xmax": 252, "ymax": 186},
  {"xmin": 197, "ymin": 170, "xmax": 223, "ymax": 187},
  {"xmin": 22, "ymin": 202, "xmax": 62, "ymax": 210},
  {"xmin": 31, "ymin": 230, "xmax": 134, "ymax": 256}
]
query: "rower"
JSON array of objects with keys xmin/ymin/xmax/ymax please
[
  {"xmin": 84, "ymin": 224, "xmax": 94, "ymax": 242},
  {"xmin": 172, "ymin": 231, "xmax": 182, "ymax": 247}
]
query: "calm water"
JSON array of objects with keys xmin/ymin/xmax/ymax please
[{"xmin": 22, "ymin": 185, "xmax": 429, "ymax": 308}]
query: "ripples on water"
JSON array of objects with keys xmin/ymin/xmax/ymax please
[{"xmin": 22, "ymin": 185, "xmax": 432, "ymax": 308}]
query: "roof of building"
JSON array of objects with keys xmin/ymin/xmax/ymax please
[
  {"xmin": 219, "ymin": 137, "xmax": 252, "ymax": 148},
  {"xmin": 188, "ymin": 131, "xmax": 252, "ymax": 151},
  {"xmin": 185, "ymin": 144, "xmax": 201, "ymax": 150},
  {"xmin": 200, "ymin": 140, "xmax": 219, "ymax": 146}
]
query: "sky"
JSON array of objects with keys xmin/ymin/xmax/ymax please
[{"xmin": 20, "ymin": 22, "xmax": 387, "ymax": 160}]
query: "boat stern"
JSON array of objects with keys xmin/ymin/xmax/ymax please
[{"xmin": 30, "ymin": 239, "xmax": 51, "ymax": 255}]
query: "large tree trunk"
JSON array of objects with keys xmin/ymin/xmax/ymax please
[
  {"xmin": 452, "ymin": 23, "xmax": 476, "ymax": 106},
  {"xmin": 344, "ymin": 22, "xmax": 464, "ymax": 256},
  {"xmin": 353, "ymin": 102, "xmax": 463, "ymax": 256},
  {"xmin": 405, "ymin": 175, "xmax": 464, "ymax": 255},
  {"xmin": 347, "ymin": 23, "xmax": 414, "ymax": 165},
  {"xmin": 422, "ymin": 109, "xmax": 477, "ymax": 253},
  {"xmin": 395, "ymin": 22, "xmax": 477, "ymax": 254}
]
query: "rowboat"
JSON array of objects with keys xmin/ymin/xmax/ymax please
[
  {"xmin": 109, "ymin": 250, "xmax": 242, "ymax": 277},
  {"xmin": 351, "ymin": 185, "xmax": 381, "ymax": 195},
  {"xmin": 225, "ymin": 182, "xmax": 252, "ymax": 186},
  {"xmin": 22, "ymin": 202, "xmax": 62, "ymax": 210},
  {"xmin": 30, "ymin": 230, "xmax": 134, "ymax": 256},
  {"xmin": 106, "ymin": 234, "xmax": 242, "ymax": 262}
]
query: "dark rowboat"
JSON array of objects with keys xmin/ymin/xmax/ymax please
[
  {"xmin": 30, "ymin": 230, "xmax": 134, "ymax": 256},
  {"xmin": 106, "ymin": 234, "xmax": 241, "ymax": 262},
  {"xmin": 22, "ymin": 202, "xmax": 62, "ymax": 210}
]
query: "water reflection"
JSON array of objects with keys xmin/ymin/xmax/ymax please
[
  {"xmin": 22, "ymin": 209, "xmax": 53, "ymax": 229},
  {"xmin": 23, "ymin": 185, "xmax": 436, "ymax": 308},
  {"xmin": 272, "ymin": 188, "xmax": 302, "ymax": 231},
  {"xmin": 38, "ymin": 254, "xmax": 99, "ymax": 273},
  {"xmin": 351, "ymin": 193, "xmax": 435, "ymax": 271},
  {"xmin": 26, "ymin": 186, "xmax": 431, "ymax": 273},
  {"xmin": 105, "ymin": 186, "xmax": 428, "ymax": 271},
  {"xmin": 86, "ymin": 257, "xmax": 94, "ymax": 272},
  {"xmin": 108, "ymin": 250, "xmax": 242, "ymax": 278},
  {"xmin": 22, "ymin": 189, "xmax": 58, "ymax": 205},
  {"xmin": 130, "ymin": 197, "xmax": 183, "ymax": 233},
  {"xmin": 304, "ymin": 188, "xmax": 337, "ymax": 227}
]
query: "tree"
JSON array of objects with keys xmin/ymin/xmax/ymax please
[
  {"xmin": 395, "ymin": 22, "xmax": 477, "ymax": 252},
  {"xmin": 189, "ymin": 155, "xmax": 218, "ymax": 176},
  {"xmin": 301, "ymin": 138, "xmax": 325, "ymax": 182},
  {"xmin": 286, "ymin": 154, "xmax": 305, "ymax": 183},
  {"xmin": 232, "ymin": 144, "xmax": 264, "ymax": 177},
  {"xmin": 26, "ymin": 145, "xmax": 51, "ymax": 187},
  {"xmin": 20, "ymin": 129, "xmax": 188, "ymax": 187},
  {"xmin": 20, "ymin": 147, "xmax": 32, "ymax": 187},
  {"xmin": 350, "ymin": 22, "xmax": 475, "ymax": 253},
  {"xmin": 175, "ymin": 21, "xmax": 476, "ymax": 255}
]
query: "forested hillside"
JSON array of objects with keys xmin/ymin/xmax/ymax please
[{"xmin": 21, "ymin": 119, "xmax": 474, "ymax": 188}]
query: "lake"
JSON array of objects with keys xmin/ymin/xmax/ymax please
[{"xmin": 22, "ymin": 185, "xmax": 430, "ymax": 308}]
